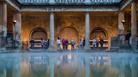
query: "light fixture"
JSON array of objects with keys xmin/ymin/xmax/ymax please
[
  {"xmin": 121, "ymin": 20, "xmax": 125, "ymax": 23},
  {"xmin": 13, "ymin": 20, "xmax": 17, "ymax": 23}
]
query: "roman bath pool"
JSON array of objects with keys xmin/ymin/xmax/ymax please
[{"xmin": 0, "ymin": 52, "xmax": 137, "ymax": 77}]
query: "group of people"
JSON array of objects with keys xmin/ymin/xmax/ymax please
[
  {"xmin": 57, "ymin": 37, "xmax": 105, "ymax": 50},
  {"xmin": 92, "ymin": 38, "xmax": 104, "ymax": 48},
  {"xmin": 57, "ymin": 37, "xmax": 86, "ymax": 50},
  {"xmin": 30, "ymin": 38, "xmax": 49, "ymax": 49},
  {"xmin": 30, "ymin": 37, "xmax": 105, "ymax": 50},
  {"xmin": 57, "ymin": 37, "xmax": 77, "ymax": 50}
]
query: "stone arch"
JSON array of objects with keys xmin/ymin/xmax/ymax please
[
  {"xmin": 30, "ymin": 27, "xmax": 47, "ymax": 40},
  {"xmin": 59, "ymin": 27, "xmax": 79, "ymax": 43},
  {"xmin": 90, "ymin": 27, "xmax": 108, "ymax": 40}
]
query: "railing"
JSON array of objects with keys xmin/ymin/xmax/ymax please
[{"xmin": 90, "ymin": 40, "xmax": 109, "ymax": 48}]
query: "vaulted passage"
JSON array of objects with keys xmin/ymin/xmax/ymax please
[
  {"xmin": 30, "ymin": 27, "xmax": 48, "ymax": 40},
  {"xmin": 60, "ymin": 27, "xmax": 79, "ymax": 43}
]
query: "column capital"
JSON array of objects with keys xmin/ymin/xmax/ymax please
[
  {"xmin": 85, "ymin": 12, "xmax": 90, "ymax": 15},
  {"xmin": 49, "ymin": 12, "xmax": 55, "ymax": 15}
]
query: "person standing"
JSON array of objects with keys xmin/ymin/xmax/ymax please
[
  {"xmin": 92, "ymin": 38, "xmax": 97, "ymax": 48},
  {"xmin": 57, "ymin": 37, "xmax": 61, "ymax": 50},
  {"xmin": 125, "ymin": 31, "xmax": 131, "ymax": 45},
  {"xmin": 62, "ymin": 38, "xmax": 66, "ymax": 50},
  {"xmin": 41, "ymin": 38, "xmax": 45, "ymax": 48},
  {"xmin": 83, "ymin": 38, "xmax": 85, "ymax": 47},
  {"xmin": 79, "ymin": 39, "xmax": 83, "ymax": 49},
  {"xmin": 71, "ymin": 39, "xmax": 75, "ymax": 50},
  {"xmin": 99, "ymin": 38, "xmax": 104, "ymax": 48},
  {"xmin": 65, "ymin": 39, "xmax": 68, "ymax": 50}
]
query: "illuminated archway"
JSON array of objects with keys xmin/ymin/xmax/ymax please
[
  {"xmin": 30, "ymin": 27, "xmax": 47, "ymax": 40},
  {"xmin": 90, "ymin": 27, "xmax": 108, "ymax": 40},
  {"xmin": 60, "ymin": 27, "xmax": 79, "ymax": 43}
]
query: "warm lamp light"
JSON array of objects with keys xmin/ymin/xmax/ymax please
[
  {"xmin": 13, "ymin": 20, "xmax": 17, "ymax": 23},
  {"xmin": 121, "ymin": 20, "xmax": 125, "ymax": 23}
]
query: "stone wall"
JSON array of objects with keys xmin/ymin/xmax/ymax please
[
  {"xmin": 21, "ymin": 15, "xmax": 50, "ymax": 42},
  {"xmin": 21, "ymin": 14, "xmax": 118, "ymax": 46}
]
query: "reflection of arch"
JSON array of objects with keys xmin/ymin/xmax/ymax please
[
  {"xmin": 30, "ymin": 56, "xmax": 49, "ymax": 76},
  {"xmin": 90, "ymin": 27, "xmax": 108, "ymax": 39},
  {"xmin": 30, "ymin": 27, "xmax": 47, "ymax": 40},
  {"xmin": 60, "ymin": 27, "xmax": 79, "ymax": 42}
]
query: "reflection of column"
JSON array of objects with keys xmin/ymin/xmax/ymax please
[
  {"xmin": 85, "ymin": 57, "xmax": 90, "ymax": 77},
  {"xmin": 85, "ymin": 13, "xmax": 90, "ymax": 49},
  {"xmin": 118, "ymin": 12, "xmax": 125, "ymax": 34},
  {"xmin": 130, "ymin": 58, "xmax": 138, "ymax": 77},
  {"xmin": 130, "ymin": 0, "xmax": 137, "ymax": 48},
  {"xmin": 0, "ymin": 69, "xmax": 6, "ymax": 77},
  {"xmin": 119, "ymin": 59, "xmax": 125, "ymax": 77},
  {"xmin": 12, "ymin": 61, "xmax": 21, "ymax": 77},
  {"xmin": 14, "ymin": 12, "xmax": 22, "ymax": 49},
  {"xmin": 0, "ymin": 3, "xmax": 7, "ymax": 50},
  {"xmin": 50, "ymin": 58, "xmax": 54, "ymax": 77},
  {"xmin": 49, "ymin": 13, "xmax": 55, "ymax": 49}
]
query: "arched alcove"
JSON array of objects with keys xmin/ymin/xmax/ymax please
[
  {"xmin": 90, "ymin": 27, "xmax": 108, "ymax": 40},
  {"xmin": 60, "ymin": 27, "xmax": 79, "ymax": 43},
  {"xmin": 30, "ymin": 27, "xmax": 47, "ymax": 40}
]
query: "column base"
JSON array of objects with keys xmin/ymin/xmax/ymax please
[
  {"xmin": 84, "ymin": 46, "xmax": 91, "ymax": 50},
  {"xmin": 130, "ymin": 37, "xmax": 138, "ymax": 52},
  {"xmin": 48, "ymin": 47, "xmax": 56, "ymax": 52}
]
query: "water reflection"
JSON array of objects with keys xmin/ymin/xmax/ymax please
[
  {"xmin": 55, "ymin": 53, "xmax": 85, "ymax": 77},
  {"xmin": 21, "ymin": 55, "xmax": 49, "ymax": 77},
  {"xmin": 0, "ymin": 53, "xmax": 137, "ymax": 77}
]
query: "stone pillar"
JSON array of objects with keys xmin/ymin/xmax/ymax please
[
  {"xmin": 49, "ymin": 13, "xmax": 55, "ymax": 49},
  {"xmin": 0, "ymin": 3, "xmax": 7, "ymax": 50},
  {"xmin": 13, "ymin": 12, "xmax": 22, "ymax": 50},
  {"xmin": 85, "ymin": 13, "xmax": 90, "ymax": 49},
  {"xmin": 118, "ymin": 12, "xmax": 125, "ymax": 34},
  {"xmin": 131, "ymin": 1, "xmax": 137, "ymax": 37},
  {"xmin": 130, "ymin": 0, "xmax": 137, "ymax": 49}
]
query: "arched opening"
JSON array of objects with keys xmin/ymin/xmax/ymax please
[
  {"xmin": 30, "ymin": 27, "xmax": 47, "ymax": 40},
  {"xmin": 60, "ymin": 27, "xmax": 79, "ymax": 49},
  {"xmin": 90, "ymin": 27, "xmax": 108, "ymax": 48},
  {"xmin": 90, "ymin": 27, "xmax": 108, "ymax": 40},
  {"xmin": 29, "ymin": 27, "xmax": 48, "ymax": 48},
  {"xmin": 60, "ymin": 27, "xmax": 79, "ymax": 42}
]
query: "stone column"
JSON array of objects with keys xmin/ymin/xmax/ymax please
[
  {"xmin": 49, "ymin": 13, "xmax": 55, "ymax": 49},
  {"xmin": 131, "ymin": 1, "xmax": 137, "ymax": 37},
  {"xmin": 130, "ymin": 0, "xmax": 137, "ymax": 49},
  {"xmin": 85, "ymin": 13, "xmax": 90, "ymax": 49},
  {"xmin": 13, "ymin": 12, "xmax": 22, "ymax": 50},
  {"xmin": 0, "ymin": 3, "xmax": 7, "ymax": 50}
]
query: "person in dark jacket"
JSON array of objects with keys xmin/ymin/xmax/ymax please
[
  {"xmin": 125, "ymin": 31, "xmax": 131, "ymax": 45},
  {"xmin": 99, "ymin": 38, "xmax": 104, "ymax": 48}
]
